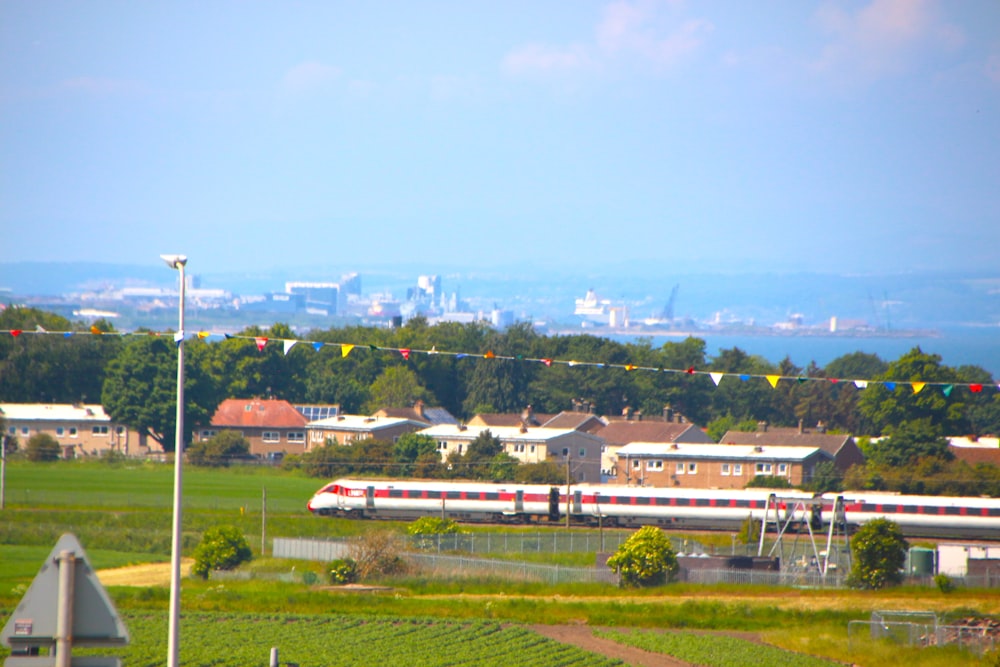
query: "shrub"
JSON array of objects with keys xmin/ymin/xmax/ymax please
[
  {"xmin": 187, "ymin": 430, "xmax": 251, "ymax": 467},
  {"xmin": 26, "ymin": 433, "xmax": 62, "ymax": 461},
  {"xmin": 847, "ymin": 518, "xmax": 908, "ymax": 589},
  {"xmin": 935, "ymin": 573, "xmax": 956, "ymax": 593},
  {"xmin": 328, "ymin": 558, "xmax": 358, "ymax": 584},
  {"xmin": 348, "ymin": 530, "xmax": 409, "ymax": 580},
  {"xmin": 606, "ymin": 526, "xmax": 678, "ymax": 588},
  {"xmin": 407, "ymin": 516, "xmax": 461, "ymax": 536},
  {"xmin": 191, "ymin": 525, "xmax": 253, "ymax": 579}
]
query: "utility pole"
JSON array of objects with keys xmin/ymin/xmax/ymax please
[
  {"xmin": 1, "ymin": 435, "xmax": 6, "ymax": 510},
  {"xmin": 565, "ymin": 453, "xmax": 571, "ymax": 529},
  {"xmin": 261, "ymin": 487, "xmax": 267, "ymax": 557}
]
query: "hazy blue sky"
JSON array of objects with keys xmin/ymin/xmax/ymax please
[{"xmin": 2, "ymin": 1, "xmax": 998, "ymax": 275}]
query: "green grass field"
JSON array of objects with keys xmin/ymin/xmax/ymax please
[{"xmin": 1, "ymin": 460, "xmax": 998, "ymax": 667}]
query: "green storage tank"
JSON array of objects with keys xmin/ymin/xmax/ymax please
[{"xmin": 909, "ymin": 547, "xmax": 935, "ymax": 576}]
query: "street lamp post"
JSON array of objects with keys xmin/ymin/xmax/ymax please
[{"xmin": 161, "ymin": 254, "xmax": 187, "ymax": 667}]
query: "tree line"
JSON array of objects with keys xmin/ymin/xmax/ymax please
[{"xmin": 2, "ymin": 306, "xmax": 999, "ymax": 494}]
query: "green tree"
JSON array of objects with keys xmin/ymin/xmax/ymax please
[
  {"xmin": 847, "ymin": 518, "xmax": 908, "ymax": 590},
  {"xmin": 606, "ymin": 526, "xmax": 679, "ymax": 588},
  {"xmin": 101, "ymin": 336, "xmax": 215, "ymax": 452},
  {"xmin": 744, "ymin": 475, "xmax": 792, "ymax": 489},
  {"xmin": 393, "ymin": 432, "xmax": 437, "ymax": 475},
  {"xmin": 365, "ymin": 366, "xmax": 429, "ymax": 412},
  {"xmin": 865, "ymin": 421, "xmax": 952, "ymax": 468},
  {"xmin": 805, "ymin": 460, "xmax": 843, "ymax": 493},
  {"xmin": 186, "ymin": 429, "xmax": 251, "ymax": 467},
  {"xmin": 26, "ymin": 432, "xmax": 62, "ymax": 461},
  {"xmin": 514, "ymin": 460, "xmax": 565, "ymax": 484},
  {"xmin": 191, "ymin": 525, "xmax": 253, "ymax": 579},
  {"xmin": 407, "ymin": 516, "xmax": 462, "ymax": 536}
]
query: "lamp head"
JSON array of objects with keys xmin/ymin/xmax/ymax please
[{"xmin": 160, "ymin": 254, "xmax": 188, "ymax": 269}]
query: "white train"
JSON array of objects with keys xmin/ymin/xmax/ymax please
[{"xmin": 307, "ymin": 478, "xmax": 1000, "ymax": 539}]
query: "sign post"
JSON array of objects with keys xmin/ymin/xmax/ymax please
[{"xmin": 1, "ymin": 534, "xmax": 129, "ymax": 667}]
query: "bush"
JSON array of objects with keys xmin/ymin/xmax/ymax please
[
  {"xmin": 328, "ymin": 558, "xmax": 358, "ymax": 584},
  {"xmin": 407, "ymin": 516, "xmax": 461, "ymax": 536},
  {"xmin": 606, "ymin": 526, "xmax": 679, "ymax": 588},
  {"xmin": 187, "ymin": 430, "xmax": 251, "ymax": 467},
  {"xmin": 935, "ymin": 573, "xmax": 956, "ymax": 593},
  {"xmin": 191, "ymin": 525, "xmax": 253, "ymax": 579},
  {"xmin": 26, "ymin": 433, "xmax": 62, "ymax": 461},
  {"xmin": 348, "ymin": 530, "xmax": 409, "ymax": 580},
  {"xmin": 847, "ymin": 518, "xmax": 908, "ymax": 589}
]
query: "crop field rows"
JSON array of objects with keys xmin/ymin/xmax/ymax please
[{"xmin": 66, "ymin": 612, "xmax": 626, "ymax": 667}]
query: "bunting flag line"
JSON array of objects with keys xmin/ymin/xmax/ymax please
[{"xmin": 2, "ymin": 327, "xmax": 997, "ymax": 397}]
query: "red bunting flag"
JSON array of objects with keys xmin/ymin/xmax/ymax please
[
  {"xmin": 686, "ymin": 366, "xmax": 695, "ymax": 374},
  {"xmin": 541, "ymin": 358, "xmax": 552, "ymax": 367},
  {"xmin": 90, "ymin": 325, "xmax": 102, "ymax": 335},
  {"xmin": 255, "ymin": 337, "xmax": 268, "ymax": 351},
  {"xmin": 400, "ymin": 348, "xmax": 411, "ymax": 360},
  {"xmin": 484, "ymin": 350, "xmax": 495, "ymax": 359},
  {"xmin": 10, "ymin": 330, "xmax": 21, "ymax": 337},
  {"xmin": 624, "ymin": 364, "xmax": 636, "ymax": 372},
  {"xmin": 970, "ymin": 384, "xmax": 983, "ymax": 393}
]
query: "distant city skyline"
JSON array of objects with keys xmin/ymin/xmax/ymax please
[{"xmin": 2, "ymin": 1, "xmax": 999, "ymax": 275}]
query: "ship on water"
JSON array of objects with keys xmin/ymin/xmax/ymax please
[{"xmin": 574, "ymin": 289, "xmax": 628, "ymax": 327}]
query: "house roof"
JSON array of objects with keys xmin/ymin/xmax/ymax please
[
  {"xmin": 719, "ymin": 430, "xmax": 853, "ymax": 456},
  {"xmin": 541, "ymin": 411, "xmax": 607, "ymax": 432},
  {"xmin": 596, "ymin": 421, "xmax": 711, "ymax": 446},
  {"xmin": 210, "ymin": 398, "xmax": 308, "ymax": 429},
  {"xmin": 950, "ymin": 446, "xmax": 1000, "ymax": 467},
  {"xmin": 0, "ymin": 403, "xmax": 112, "ymax": 422},
  {"xmin": 469, "ymin": 412, "xmax": 554, "ymax": 427},
  {"xmin": 418, "ymin": 424, "xmax": 601, "ymax": 444},
  {"xmin": 374, "ymin": 406, "xmax": 458, "ymax": 425},
  {"xmin": 309, "ymin": 415, "xmax": 427, "ymax": 433},
  {"xmin": 617, "ymin": 442, "xmax": 830, "ymax": 462}
]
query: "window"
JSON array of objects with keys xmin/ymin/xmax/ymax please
[
  {"xmin": 529, "ymin": 445, "xmax": 535, "ymax": 453},
  {"xmin": 116, "ymin": 426, "xmax": 125, "ymax": 436},
  {"xmin": 688, "ymin": 463, "xmax": 697, "ymax": 474},
  {"xmin": 56, "ymin": 427, "xmax": 65, "ymax": 436},
  {"xmin": 632, "ymin": 459, "xmax": 641, "ymax": 469},
  {"xmin": 755, "ymin": 463, "xmax": 773, "ymax": 475},
  {"xmin": 437, "ymin": 441, "xmax": 448, "ymax": 451},
  {"xmin": 778, "ymin": 463, "xmax": 788, "ymax": 475},
  {"xmin": 21, "ymin": 427, "xmax": 29, "ymax": 436},
  {"xmin": 675, "ymin": 462, "xmax": 685, "ymax": 475},
  {"xmin": 262, "ymin": 431, "xmax": 280, "ymax": 443},
  {"xmin": 200, "ymin": 430, "xmax": 217, "ymax": 441},
  {"xmin": 311, "ymin": 431, "xmax": 325, "ymax": 442},
  {"xmin": 457, "ymin": 444, "xmax": 464, "ymax": 454},
  {"xmin": 513, "ymin": 443, "xmax": 525, "ymax": 453},
  {"xmin": 721, "ymin": 463, "xmax": 731, "ymax": 475},
  {"xmin": 68, "ymin": 427, "xmax": 78, "ymax": 438},
  {"xmin": 562, "ymin": 448, "xmax": 569, "ymax": 457},
  {"xmin": 647, "ymin": 460, "xmax": 663, "ymax": 471},
  {"xmin": 579, "ymin": 448, "xmax": 586, "ymax": 458},
  {"xmin": 92, "ymin": 425, "xmax": 109, "ymax": 436},
  {"xmin": 734, "ymin": 464, "xmax": 742, "ymax": 475},
  {"xmin": 6, "ymin": 427, "xmax": 13, "ymax": 436},
  {"xmin": 287, "ymin": 432, "xmax": 305, "ymax": 443}
]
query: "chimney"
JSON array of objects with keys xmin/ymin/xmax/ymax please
[
  {"xmin": 663, "ymin": 405, "xmax": 674, "ymax": 423},
  {"xmin": 798, "ymin": 419, "xmax": 804, "ymax": 434},
  {"xmin": 816, "ymin": 420, "xmax": 827, "ymax": 434},
  {"xmin": 414, "ymin": 399, "xmax": 425, "ymax": 419},
  {"xmin": 521, "ymin": 405, "xmax": 534, "ymax": 425},
  {"xmin": 757, "ymin": 420, "xmax": 768, "ymax": 433},
  {"xmin": 636, "ymin": 410, "xmax": 643, "ymax": 422}
]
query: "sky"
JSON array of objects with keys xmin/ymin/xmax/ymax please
[{"xmin": 1, "ymin": 0, "xmax": 999, "ymax": 276}]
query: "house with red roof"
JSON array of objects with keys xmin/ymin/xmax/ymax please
[{"xmin": 204, "ymin": 398, "xmax": 308, "ymax": 458}]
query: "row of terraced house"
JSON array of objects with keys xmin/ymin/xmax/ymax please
[{"xmin": 4, "ymin": 399, "xmax": 997, "ymax": 488}]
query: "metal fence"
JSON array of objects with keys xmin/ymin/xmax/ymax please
[
  {"xmin": 401, "ymin": 531, "xmax": 706, "ymax": 556},
  {"xmin": 407, "ymin": 553, "xmax": 620, "ymax": 585},
  {"xmin": 680, "ymin": 568, "xmax": 846, "ymax": 588},
  {"xmin": 273, "ymin": 537, "xmax": 350, "ymax": 562},
  {"xmin": 848, "ymin": 617, "xmax": 999, "ymax": 656}
]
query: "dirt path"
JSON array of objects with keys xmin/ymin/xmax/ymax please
[
  {"xmin": 97, "ymin": 559, "xmax": 193, "ymax": 587},
  {"xmin": 532, "ymin": 625, "xmax": 697, "ymax": 667}
]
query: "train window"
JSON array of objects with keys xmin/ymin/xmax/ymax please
[
  {"xmin": 484, "ymin": 492, "xmax": 499, "ymax": 501},
  {"xmin": 944, "ymin": 506, "xmax": 961, "ymax": 515},
  {"xmin": 426, "ymin": 491, "xmax": 442, "ymax": 499},
  {"xmin": 388, "ymin": 489, "xmax": 404, "ymax": 498},
  {"xmin": 635, "ymin": 496, "xmax": 651, "ymax": 505},
  {"xmin": 446, "ymin": 491, "xmax": 461, "ymax": 499}
]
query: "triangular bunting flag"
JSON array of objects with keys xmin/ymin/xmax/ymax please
[
  {"xmin": 766, "ymin": 375, "xmax": 780, "ymax": 388},
  {"xmin": 854, "ymin": 380, "xmax": 868, "ymax": 389},
  {"xmin": 63, "ymin": 332, "xmax": 73, "ymax": 338},
  {"xmin": 970, "ymin": 384, "xmax": 983, "ymax": 393},
  {"xmin": 428, "ymin": 346, "xmax": 438, "ymax": 355},
  {"xmin": 224, "ymin": 333, "xmax": 233, "ymax": 339},
  {"xmin": 198, "ymin": 331, "xmax": 210, "ymax": 339},
  {"xmin": 455, "ymin": 353, "xmax": 467, "ymax": 359},
  {"xmin": 255, "ymin": 337, "xmax": 268, "ymax": 351},
  {"xmin": 173, "ymin": 332, "xmax": 184, "ymax": 345},
  {"xmin": 942, "ymin": 385, "xmax": 954, "ymax": 397},
  {"xmin": 624, "ymin": 364, "xmax": 635, "ymax": 371},
  {"xmin": 400, "ymin": 348, "xmax": 411, "ymax": 360},
  {"xmin": 709, "ymin": 372, "xmax": 723, "ymax": 386},
  {"xmin": 90, "ymin": 325, "xmax": 102, "ymax": 335},
  {"xmin": 341, "ymin": 344, "xmax": 354, "ymax": 358},
  {"xmin": 739, "ymin": 374, "xmax": 750, "ymax": 382},
  {"xmin": 312, "ymin": 342, "xmax": 324, "ymax": 352},
  {"xmin": 283, "ymin": 340, "xmax": 297, "ymax": 356},
  {"xmin": 884, "ymin": 382, "xmax": 896, "ymax": 391},
  {"xmin": 796, "ymin": 377, "xmax": 807, "ymax": 384},
  {"xmin": 686, "ymin": 366, "xmax": 696, "ymax": 374},
  {"xmin": 829, "ymin": 378, "xmax": 839, "ymax": 384},
  {"xmin": 912, "ymin": 382, "xmax": 925, "ymax": 394},
  {"xmin": 568, "ymin": 360, "xmax": 578, "ymax": 367},
  {"xmin": 10, "ymin": 330, "xmax": 21, "ymax": 337},
  {"xmin": 369, "ymin": 344, "xmax": 379, "ymax": 351},
  {"xmin": 541, "ymin": 358, "xmax": 552, "ymax": 367},
  {"xmin": 484, "ymin": 350, "xmax": 495, "ymax": 359}
]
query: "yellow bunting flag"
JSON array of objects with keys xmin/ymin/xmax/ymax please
[
  {"xmin": 341, "ymin": 344, "xmax": 354, "ymax": 358},
  {"xmin": 198, "ymin": 331, "xmax": 210, "ymax": 339},
  {"xmin": 766, "ymin": 375, "xmax": 780, "ymax": 388},
  {"xmin": 90, "ymin": 325, "xmax": 102, "ymax": 335},
  {"xmin": 912, "ymin": 382, "xmax": 926, "ymax": 394}
]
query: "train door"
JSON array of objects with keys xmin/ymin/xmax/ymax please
[
  {"xmin": 366, "ymin": 486, "xmax": 375, "ymax": 510},
  {"xmin": 573, "ymin": 490, "xmax": 582, "ymax": 514},
  {"xmin": 548, "ymin": 487, "xmax": 561, "ymax": 521},
  {"xmin": 515, "ymin": 490, "xmax": 524, "ymax": 513}
]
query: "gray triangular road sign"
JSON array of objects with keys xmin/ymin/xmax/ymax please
[{"xmin": 1, "ymin": 533, "xmax": 129, "ymax": 651}]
